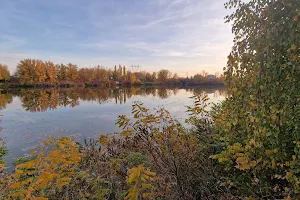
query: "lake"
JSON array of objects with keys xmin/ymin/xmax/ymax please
[{"xmin": 0, "ymin": 86, "xmax": 225, "ymax": 167}]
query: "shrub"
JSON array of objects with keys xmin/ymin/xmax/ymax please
[{"xmin": 212, "ymin": 0, "xmax": 300, "ymax": 198}]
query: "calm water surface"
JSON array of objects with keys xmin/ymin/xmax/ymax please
[{"xmin": 0, "ymin": 86, "xmax": 225, "ymax": 166}]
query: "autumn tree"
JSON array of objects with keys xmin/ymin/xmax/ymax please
[
  {"xmin": 113, "ymin": 65, "xmax": 118, "ymax": 81},
  {"xmin": 95, "ymin": 66, "xmax": 109, "ymax": 82},
  {"xmin": 157, "ymin": 69, "xmax": 171, "ymax": 84},
  {"xmin": 193, "ymin": 74, "xmax": 204, "ymax": 82},
  {"xmin": 118, "ymin": 64, "xmax": 123, "ymax": 79},
  {"xmin": 0, "ymin": 64, "xmax": 10, "ymax": 81},
  {"xmin": 66, "ymin": 63, "xmax": 78, "ymax": 81},
  {"xmin": 172, "ymin": 73, "xmax": 179, "ymax": 80},
  {"xmin": 213, "ymin": 0, "xmax": 300, "ymax": 198},
  {"xmin": 123, "ymin": 66, "xmax": 126, "ymax": 80},
  {"xmin": 151, "ymin": 72, "xmax": 157, "ymax": 83},
  {"xmin": 145, "ymin": 72, "xmax": 152, "ymax": 82},
  {"xmin": 35, "ymin": 59, "xmax": 46, "ymax": 83},
  {"xmin": 57, "ymin": 64, "xmax": 67, "ymax": 82},
  {"xmin": 129, "ymin": 72, "xmax": 137, "ymax": 85},
  {"xmin": 3, "ymin": 137, "xmax": 82, "ymax": 199},
  {"xmin": 78, "ymin": 68, "xmax": 89, "ymax": 83},
  {"xmin": 15, "ymin": 59, "xmax": 43, "ymax": 84},
  {"xmin": 45, "ymin": 61, "xmax": 57, "ymax": 83}
]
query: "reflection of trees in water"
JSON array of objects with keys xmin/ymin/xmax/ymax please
[
  {"xmin": 0, "ymin": 93, "xmax": 13, "ymax": 110},
  {"xmin": 144, "ymin": 87, "xmax": 156, "ymax": 97},
  {"xmin": 191, "ymin": 87, "xmax": 226, "ymax": 98},
  {"xmin": 19, "ymin": 90, "xmax": 79, "ymax": 112},
  {"xmin": 172, "ymin": 88, "xmax": 179, "ymax": 96},
  {"xmin": 8, "ymin": 86, "xmax": 226, "ymax": 112},
  {"xmin": 157, "ymin": 87, "xmax": 170, "ymax": 99},
  {"xmin": 213, "ymin": 89, "xmax": 226, "ymax": 98},
  {"xmin": 0, "ymin": 135, "xmax": 8, "ymax": 166},
  {"xmin": 18, "ymin": 88, "xmax": 111, "ymax": 112},
  {"xmin": 0, "ymin": 93, "xmax": 10, "ymax": 165}
]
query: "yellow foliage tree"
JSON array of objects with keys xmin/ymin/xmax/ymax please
[
  {"xmin": 44, "ymin": 61, "xmax": 57, "ymax": 83},
  {"xmin": 129, "ymin": 73, "xmax": 137, "ymax": 85},
  {"xmin": 0, "ymin": 64, "xmax": 10, "ymax": 81},
  {"xmin": 125, "ymin": 165, "xmax": 156, "ymax": 200},
  {"xmin": 4, "ymin": 137, "xmax": 82, "ymax": 200}
]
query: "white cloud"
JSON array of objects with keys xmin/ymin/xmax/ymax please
[{"xmin": 0, "ymin": 0, "xmax": 234, "ymax": 75}]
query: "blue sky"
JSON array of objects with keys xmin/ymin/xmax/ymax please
[{"xmin": 0, "ymin": 0, "xmax": 233, "ymax": 76}]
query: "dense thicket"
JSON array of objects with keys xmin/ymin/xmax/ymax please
[{"xmin": 213, "ymin": 0, "xmax": 300, "ymax": 198}]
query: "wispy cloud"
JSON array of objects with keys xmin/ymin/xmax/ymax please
[
  {"xmin": 0, "ymin": 35, "xmax": 27, "ymax": 50},
  {"xmin": 0, "ymin": 0, "xmax": 233, "ymax": 75}
]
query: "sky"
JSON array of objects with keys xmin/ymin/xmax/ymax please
[{"xmin": 0, "ymin": 0, "xmax": 234, "ymax": 76}]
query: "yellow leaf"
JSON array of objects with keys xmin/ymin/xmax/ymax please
[{"xmin": 249, "ymin": 138, "xmax": 255, "ymax": 146}]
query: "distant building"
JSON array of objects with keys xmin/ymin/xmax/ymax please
[{"xmin": 208, "ymin": 74, "xmax": 216, "ymax": 80}]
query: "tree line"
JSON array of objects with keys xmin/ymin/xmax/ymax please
[{"xmin": 0, "ymin": 59, "xmax": 224, "ymax": 87}]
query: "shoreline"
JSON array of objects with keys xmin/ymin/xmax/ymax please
[{"xmin": 0, "ymin": 82, "xmax": 224, "ymax": 90}]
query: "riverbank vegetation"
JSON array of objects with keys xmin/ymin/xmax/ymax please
[
  {"xmin": 0, "ymin": 60, "xmax": 224, "ymax": 88},
  {"xmin": 0, "ymin": 0, "xmax": 299, "ymax": 199}
]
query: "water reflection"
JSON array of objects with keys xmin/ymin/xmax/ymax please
[
  {"xmin": 1, "ymin": 86, "xmax": 226, "ymax": 166},
  {"xmin": 186, "ymin": 87, "xmax": 226, "ymax": 97},
  {"xmin": 4, "ymin": 86, "xmax": 225, "ymax": 112},
  {"xmin": 0, "ymin": 93, "xmax": 13, "ymax": 110},
  {"xmin": 0, "ymin": 93, "xmax": 11, "ymax": 166}
]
